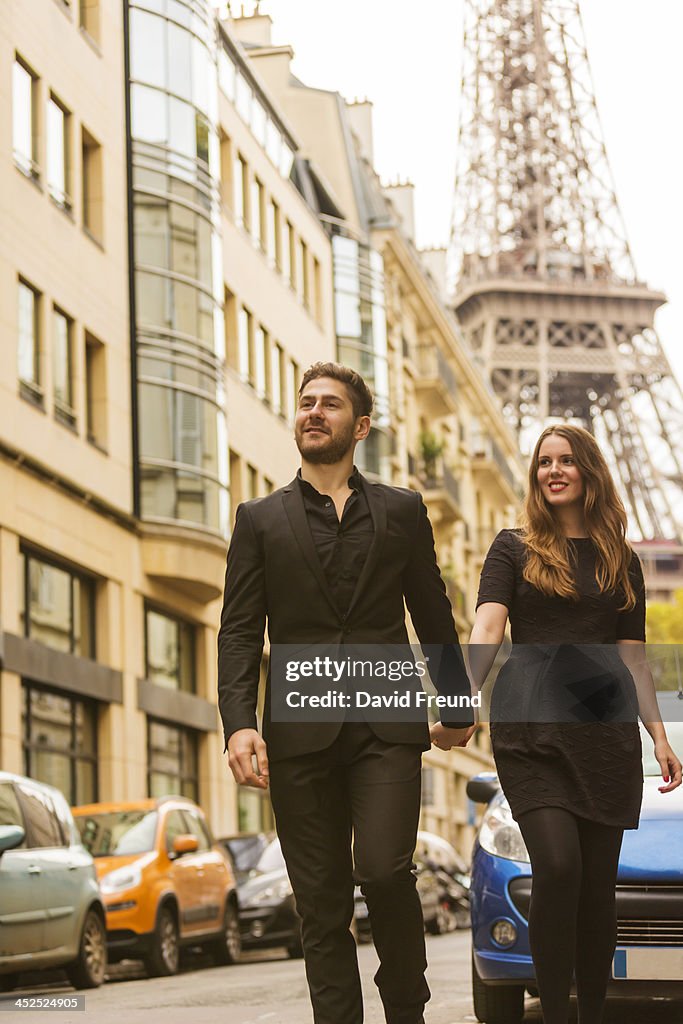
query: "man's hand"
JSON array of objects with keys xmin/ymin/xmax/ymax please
[
  {"xmin": 430, "ymin": 722, "xmax": 476, "ymax": 751},
  {"xmin": 227, "ymin": 729, "xmax": 269, "ymax": 789}
]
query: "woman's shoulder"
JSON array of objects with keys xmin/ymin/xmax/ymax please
[{"xmin": 492, "ymin": 527, "xmax": 526, "ymax": 548}]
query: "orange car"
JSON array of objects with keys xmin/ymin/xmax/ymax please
[{"xmin": 71, "ymin": 796, "xmax": 240, "ymax": 976}]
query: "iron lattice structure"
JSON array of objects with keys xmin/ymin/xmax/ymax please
[{"xmin": 450, "ymin": 0, "xmax": 683, "ymax": 540}]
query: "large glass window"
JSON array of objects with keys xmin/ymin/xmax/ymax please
[
  {"xmin": 13, "ymin": 58, "xmax": 38, "ymax": 181},
  {"xmin": 47, "ymin": 95, "xmax": 71, "ymax": 211},
  {"xmin": 18, "ymin": 278, "xmax": 41, "ymax": 401},
  {"xmin": 145, "ymin": 605, "xmax": 196, "ymax": 694},
  {"xmin": 19, "ymin": 550, "xmax": 95, "ymax": 659},
  {"xmin": 147, "ymin": 719, "xmax": 198, "ymax": 801},
  {"xmin": 53, "ymin": 306, "xmax": 75, "ymax": 427},
  {"xmin": 22, "ymin": 684, "xmax": 98, "ymax": 806}
]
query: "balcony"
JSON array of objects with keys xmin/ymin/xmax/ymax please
[
  {"xmin": 471, "ymin": 434, "xmax": 524, "ymax": 500},
  {"xmin": 420, "ymin": 463, "xmax": 462, "ymax": 523},
  {"xmin": 414, "ymin": 345, "xmax": 458, "ymax": 417}
]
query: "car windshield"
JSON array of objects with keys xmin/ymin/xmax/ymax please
[
  {"xmin": 254, "ymin": 839, "xmax": 286, "ymax": 874},
  {"xmin": 74, "ymin": 810, "xmax": 158, "ymax": 856},
  {"xmin": 227, "ymin": 834, "xmax": 270, "ymax": 872},
  {"xmin": 641, "ymin": 721, "xmax": 683, "ymax": 777}
]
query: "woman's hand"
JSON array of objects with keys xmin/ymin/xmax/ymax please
[
  {"xmin": 654, "ymin": 740, "xmax": 682, "ymax": 794},
  {"xmin": 430, "ymin": 722, "xmax": 477, "ymax": 750}
]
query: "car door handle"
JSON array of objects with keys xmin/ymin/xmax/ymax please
[{"xmin": 28, "ymin": 866, "xmax": 42, "ymax": 875}]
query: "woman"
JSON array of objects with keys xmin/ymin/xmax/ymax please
[{"xmin": 431, "ymin": 424, "xmax": 681, "ymax": 1024}]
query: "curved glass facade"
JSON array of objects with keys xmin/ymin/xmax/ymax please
[
  {"xmin": 128, "ymin": 0, "xmax": 228, "ymax": 535},
  {"xmin": 332, "ymin": 234, "xmax": 392, "ymax": 479}
]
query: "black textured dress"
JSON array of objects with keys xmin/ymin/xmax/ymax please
[{"xmin": 477, "ymin": 529, "xmax": 646, "ymax": 829}]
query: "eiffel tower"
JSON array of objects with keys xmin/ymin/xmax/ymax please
[{"xmin": 450, "ymin": 0, "xmax": 683, "ymax": 540}]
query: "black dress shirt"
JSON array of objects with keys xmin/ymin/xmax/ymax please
[{"xmin": 296, "ymin": 467, "xmax": 374, "ymax": 616}]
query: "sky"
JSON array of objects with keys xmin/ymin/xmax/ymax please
[{"xmin": 217, "ymin": 0, "xmax": 683, "ymax": 383}]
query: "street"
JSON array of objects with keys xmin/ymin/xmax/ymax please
[{"xmin": 4, "ymin": 931, "xmax": 682, "ymax": 1024}]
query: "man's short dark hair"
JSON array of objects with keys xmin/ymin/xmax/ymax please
[{"xmin": 299, "ymin": 362, "xmax": 374, "ymax": 419}]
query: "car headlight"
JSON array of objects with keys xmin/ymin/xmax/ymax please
[
  {"xmin": 479, "ymin": 799, "xmax": 530, "ymax": 863},
  {"xmin": 100, "ymin": 862, "xmax": 143, "ymax": 894},
  {"xmin": 250, "ymin": 879, "xmax": 293, "ymax": 905}
]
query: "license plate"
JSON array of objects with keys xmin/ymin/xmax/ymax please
[{"xmin": 612, "ymin": 947, "xmax": 683, "ymax": 980}]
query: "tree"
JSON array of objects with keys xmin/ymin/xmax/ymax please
[{"xmin": 645, "ymin": 590, "xmax": 683, "ymax": 691}]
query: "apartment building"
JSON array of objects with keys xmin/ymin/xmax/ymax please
[{"xmin": 0, "ymin": 0, "xmax": 336, "ymax": 838}]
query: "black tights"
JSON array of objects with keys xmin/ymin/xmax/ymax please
[{"xmin": 517, "ymin": 808, "xmax": 624, "ymax": 1024}]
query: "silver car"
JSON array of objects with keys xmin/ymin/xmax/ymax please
[{"xmin": 0, "ymin": 771, "xmax": 106, "ymax": 992}]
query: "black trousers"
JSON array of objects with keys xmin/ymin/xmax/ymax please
[{"xmin": 269, "ymin": 722, "xmax": 429, "ymax": 1024}]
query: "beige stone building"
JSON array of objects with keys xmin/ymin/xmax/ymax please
[{"xmin": 1, "ymin": 0, "xmax": 527, "ymax": 856}]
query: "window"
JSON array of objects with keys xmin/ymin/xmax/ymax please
[
  {"xmin": 234, "ymin": 153, "xmax": 248, "ymax": 228},
  {"xmin": 13, "ymin": 58, "xmax": 39, "ymax": 181},
  {"xmin": 47, "ymin": 95, "xmax": 71, "ymax": 211},
  {"xmin": 0, "ymin": 784, "xmax": 24, "ymax": 833},
  {"xmin": 148, "ymin": 719, "xmax": 198, "ymax": 801},
  {"xmin": 235, "ymin": 70, "xmax": 252, "ymax": 123},
  {"xmin": 296, "ymin": 239, "xmax": 307, "ymax": 305},
  {"xmin": 85, "ymin": 331, "xmax": 106, "ymax": 447},
  {"xmin": 182, "ymin": 807, "xmax": 211, "ymax": 850},
  {"xmin": 219, "ymin": 133, "xmax": 233, "ymax": 213},
  {"xmin": 22, "ymin": 684, "xmax": 98, "ymax": 807},
  {"xmin": 286, "ymin": 359, "xmax": 298, "ymax": 425},
  {"xmin": 313, "ymin": 257, "xmax": 322, "ymax": 323},
  {"xmin": 18, "ymin": 278, "xmax": 42, "ymax": 403},
  {"xmin": 267, "ymin": 199, "xmax": 280, "ymax": 269},
  {"xmin": 79, "ymin": 0, "xmax": 100, "ymax": 43},
  {"xmin": 15, "ymin": 781, "xmax": 65, "ymax": 848},
  {"xmin": 19, "ymin": 549, "xmax": 95, "ymax": 658},
  {"xmin": 81, "ymin": 126, "xmax": 103, "ymax": 242},
  {"xmin": 254, "ymin": 325, "xmax": 267, "ymax": 400},
  {"xmin": 251, "ymin": 176, "xmax": 264, "ymax": 249},
  {"xmin": 238, "ymin": 306, "xmax": 253, "ymax": 384},
  {"xmin": 53, "ymin": 306, "xmax": 75, "ymax": 427},
  {"xmin": 271, "ymin": 342, "xmax": 283, "ymax": 416},
  {"xmin": 247, "ymin": 464, "xmax": 258, "ymax": 500},
  {"xmin": 145, "ymin": 605, "xmax": 196, "ymax": 694},
  {"xmin": 282, "ymin": 221, "xmax": 293, "ymax": 287},
  {"xmin": 263, "ymin": 477, "xmax": 274, "ymax": 495},
  {"xmin": 421, "ymin": 767, "xmax": 435, "ymax": 808}
]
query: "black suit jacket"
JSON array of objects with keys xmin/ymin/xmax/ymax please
[{"xmin": 217, "ymin": 473, "xmax": 473, "ymax": 761}]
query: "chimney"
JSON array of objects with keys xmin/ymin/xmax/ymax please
[
  {"xmin": 346, "ymin": 99, "xmax": 374, "ymax": 166},
  {"xmin": 228, "ymin": 8, "xmax": 274, "ymax": 47},
  {"xmin": 383, "ymin": 181, "xmax": 416, "ymax": 244}
]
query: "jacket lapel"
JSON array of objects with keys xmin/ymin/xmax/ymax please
[
  {"xmin": 281, "ymin": 481, "xmax": 338, "ymax": 614},
  {"xmin": 345, "ymin": 476, "xmax": 387, "ymax": 619}
]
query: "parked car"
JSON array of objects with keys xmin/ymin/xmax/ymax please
[
  {"xmin": 467, "ymin": 712, "xmax": 683, "ymax": 1024},
  {"xmin": 0, "ymin": 771, "xmax": 107, "ymax": 993},
  {"xmin": 72, "ymin": 796, "xmax": 240, "ymax": 977},
  {"xmin": 218, "ymin": 833, "xmax": 303, "ymax": 958},
  {"xmin": 354, "ymin": 830, "xmax": 470, "ymax": 942}
]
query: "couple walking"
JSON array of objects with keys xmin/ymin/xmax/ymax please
[{"xmin": 217, "ymin": 362, "xmax": 681, "ymax": 1024}]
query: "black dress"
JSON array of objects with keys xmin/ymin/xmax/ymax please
[{"xmin": 476, "ymin": 529, "xmax": 646, "ymax": 829}]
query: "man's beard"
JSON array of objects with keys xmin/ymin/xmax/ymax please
[{"xmin": 295, "ymin": 422, "xmax": 356, "ymax": 465}]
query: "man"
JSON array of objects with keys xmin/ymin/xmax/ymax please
[{"xmin": 218, "ymin": 362, "xmax": 473, "ymax": 1024}]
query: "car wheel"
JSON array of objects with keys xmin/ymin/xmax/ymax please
[
  {"xmin": 471, "ymin": 954, "xmax": 525, "ymax": 1024},
  {"xmin": 0, "ymin": 974, "xmax": 19, "ymax": 994},
  {"xmin": 145, "ymin": 904, "xmax": 180, "ymax": 977},
  {"xmin": 66, "ymin": 909, "xmax": 107, "ymax": 989},
  {"xmin": 209, "ymin": 900, "xmax": 241, "ymax": 965}
]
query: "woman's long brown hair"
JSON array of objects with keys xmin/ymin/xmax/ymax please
[{"xmin": 521, "ymin": 424, "xmax": 636, "ymax": 609}]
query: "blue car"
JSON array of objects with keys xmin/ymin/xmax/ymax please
[{"xmin": 467, "ymin": 713, "xmax": 683, "ymax": 1023}]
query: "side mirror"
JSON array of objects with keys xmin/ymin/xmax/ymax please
[
  {"xmin": 171, "ymin": 833, "xmax": 199, "ymax": 858},
  {"xmin": 466, "ymin": 772, "xmax": 500, "ymax": 804},
  {"xmin": 0, "ymin": 825, "xmax": 26, "ymax": 854}
]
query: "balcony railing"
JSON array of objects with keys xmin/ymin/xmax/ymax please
[
  {"xmin": 414, "ymin": 345, "xmax": 457, "ymax": 401},
  {"xmin": 471, "ymin": 434, "xmax": 522, "ymax": 497}
]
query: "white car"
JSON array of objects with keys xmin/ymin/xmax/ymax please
[{"xmin": 0, "ymin": 771, "xmax": 107, "ymax": 992}]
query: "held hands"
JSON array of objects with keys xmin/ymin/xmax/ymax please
[
  {"xmin": 655, "ymin": 740, "xmax": 683, "ymax": 794},
  {"xmin": 430, "ymin": 722, "xmax": 477, "ymax": 751},
  {"xmin": 227, "ymin": 728, "xmax": 269, "ymax": 789}
]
